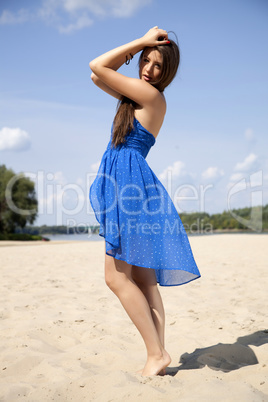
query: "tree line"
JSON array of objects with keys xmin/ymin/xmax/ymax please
[
  {"xmin": 15, "ymin": 205, "xmax": 268, "ymax": 236},
  {"xmin": 0, "ymin": 165, "xmax": 39, "ymax": 240}
]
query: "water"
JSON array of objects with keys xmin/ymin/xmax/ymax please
[
  {"xmin": 45, "ymin": 233, "xmax": 103, "ymax": 241},
  {"xmin": 45, "ymin": 230, "xmax": 266, "ymax": 241}
]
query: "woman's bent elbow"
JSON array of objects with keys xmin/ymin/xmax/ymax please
[{"xmin": 89, "ymin": 60, "xmax": 97, "ymax": 73}]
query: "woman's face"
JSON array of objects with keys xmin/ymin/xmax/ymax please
[{"xmin": 139, "ymin": 49, "xmax": 163, "ymax": 85}]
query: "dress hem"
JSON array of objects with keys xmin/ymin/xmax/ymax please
[{"xmin": 98, "ymin": 232, "xmax": 201, "ymax": 287}]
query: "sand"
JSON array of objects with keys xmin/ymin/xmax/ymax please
[{"xmin": 0, "ymin": 234, "xmax": 268, "ymax": 402}]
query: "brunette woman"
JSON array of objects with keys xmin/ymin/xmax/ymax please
[{"xmin": 89, "ymin": 27, "xmax": 200, "ymax": 376}]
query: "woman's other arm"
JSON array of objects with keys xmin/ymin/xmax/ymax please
[{"xmin": 90, "ymin": 72, "xmax": 122, "ymax": 100}]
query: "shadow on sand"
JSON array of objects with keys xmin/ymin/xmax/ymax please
[{"xmin": 166, "ymin": 330, "xmax": 268, "ymax": 375}]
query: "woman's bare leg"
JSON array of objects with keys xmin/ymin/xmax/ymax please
[
  {"xmin": 132, "ymin": 265, "xmax": 167, "ymax": 375},
  {"xmin": 132, "ymin": 265, "xmax": 165, "ymax": 347},
  {"xmin": 105, "ymin": 254, "xmax": 171, "ymax": 376}
]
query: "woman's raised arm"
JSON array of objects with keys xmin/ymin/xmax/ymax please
[{"xmin": 89, "ymin": 27, "xmax": 169, "ymax": 105}]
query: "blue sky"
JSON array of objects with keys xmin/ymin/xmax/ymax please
[{"xmin": 0, "ymin": 0, "xmax": 267, "ymax": 228}]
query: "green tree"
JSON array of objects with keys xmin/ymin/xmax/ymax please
[{"xmin": 0, "ymin": 165, "xmax": 38, "ymax": 234}]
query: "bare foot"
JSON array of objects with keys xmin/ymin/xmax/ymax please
[
  {"xmin": 136, "ymin": 368, "xmax": 166, "ymax": 376},
  {"xmin": 141, "ymin": 350, "xmax": 171, "ymax": 377}
]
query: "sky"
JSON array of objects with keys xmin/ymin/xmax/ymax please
[{"xmin": 0, "ymin": 0, "xmax": 267, "ymax": 230}]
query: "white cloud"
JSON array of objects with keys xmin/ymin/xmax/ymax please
[
  {"xmin": 234, "ymin": 153, "xmax": 259, "ymax": 172},
  {"xmin": 202, "ymin": 166, "xmax": 224, "ymax": 182},
  {"xmin": 229, "ymin": 172, "xmax": 244, "ymax": 183},
  {"xmin": 59, "ymin": 13, "xmax": 93, "ymax": 33},
  {"xmin": 0, "ymin": 127, "xmax": 31, "ymax": 151},
  {"xmin": 59, "ymin": 0, "xmax": 152, "ymax": 18},
  {"xmin": 0, "ymin": 0, "xmax": 152, "ymax": 33},
  {"xmin": 0, "ymin": 9, "xmax": 30, "ymax": 25},
  {"xmin": 110, "ymin": 0, "xmax": 152, "ymax": 18},
  {"xmin": 227, "ymin": 154, "xmax": 262, "ymax": 197},
  {"xmin": 159, "ymin": 160, "xmax": 188, "ymax": 181},
  {"xmin": 226, "ymin": 176, "xmax": 246, "ymax": 192}
]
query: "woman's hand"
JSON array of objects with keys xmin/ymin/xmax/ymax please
[{"xmin": 141, "ymin": 26, "xmax": 169, "ymax": 47}]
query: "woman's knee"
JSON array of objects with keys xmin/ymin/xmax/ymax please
[
  {"xmin": 105, "ymin": 262, "xmax": 117, "ymax": 291},
  {"xmin": 104, "ymin": 256, "xmax": 131, "ymax": 293},
  {"xmin": 105, "ymin": 271, "xmax": 117, "ymax": 292}
]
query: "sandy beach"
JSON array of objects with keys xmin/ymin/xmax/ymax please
[{"xmin": 0, "ymin": 234, "xmax": 267, "ymax": 401}]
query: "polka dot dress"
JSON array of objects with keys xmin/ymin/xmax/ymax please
[{"xmin": 89, "ymin": 118, "xmax": 201, "ymax": 286}]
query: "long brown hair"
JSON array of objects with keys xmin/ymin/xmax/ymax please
[{"xmin": 112, "ymin": 39, "xmax": 180, "ymax": 147}]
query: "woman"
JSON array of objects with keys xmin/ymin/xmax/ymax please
[{"xmin": 89, "ymin": 27, "xmax": 200, "ymax": 377}]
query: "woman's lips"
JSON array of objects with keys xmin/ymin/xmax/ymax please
[{"xmin": 143, "ymin": 75, "xmax": 152, "ymax": 82}]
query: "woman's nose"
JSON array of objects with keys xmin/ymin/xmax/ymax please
[{"xmin": 145, "ymin": 63, "xmax": 153, "ymax": 73}]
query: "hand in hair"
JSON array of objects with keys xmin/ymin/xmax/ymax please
[{"xmin": 142, "ymin": 26, "xmax": 170, "ymax": 47}]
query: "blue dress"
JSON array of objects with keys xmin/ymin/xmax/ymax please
[{"xmin": 89, "ymin": 117, "xmax": 201, "ymax": 286}]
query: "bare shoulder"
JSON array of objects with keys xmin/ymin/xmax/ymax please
[{"xmin": 135, "ymin": 92, "xmax": 166, "ymax": 138}]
